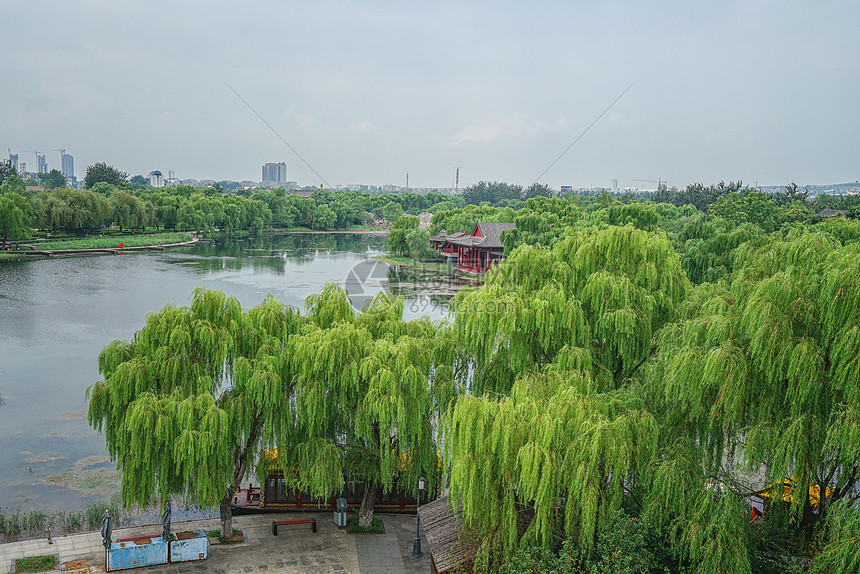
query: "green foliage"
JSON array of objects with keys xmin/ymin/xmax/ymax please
[
  {"xmin": 0, "ymin": 191, "xmax": 32, "ymax": 241},
  {"xmin": 809, "ymin": 501, "xmax": 860, "ymax": 573},
  {"xmin": 33, "ymin": 232, "xmax": 191, "ymax": 251},
  {"xmin": 86, "ymin": 500, "xmax": 120, "ymax": 529},
  {"xmin": 387, "ymin": 215, "xmax": 418, "ymax": 256},
  {"xmin": 13, "ymin": 555, "xmax": 57, "ymax": 573},
  {"xmin": 88, "ymin": 288, "xmax": 304, "ymax": 535},
  {"xmin": 654, "ymin": 180, "xmax": 744, "ymax": 212},
  {"xmin": 0, "ymin": 159, "xmax": 18, "ymax": 187},
  {"xmin": 776, "ymin": 183, "xmax": 809, "ymax": 207},
  {"xmin": 502, "ymin": 196, "xmax": 582, "ymax": 251},
  {"xmin": 206, "ymin": 528, "xmax": 243, "ymax": 543},
  {"xmin": 430, "ymin": 204, "xmax": 516, "ymax": 238},
  {"xmin": 0, "ymin": 170, "xmax": 26, "ymax": 195},
  {"xmin": 462, "ymin": 181, "xmax": 523, "ymax": 206},
  {"xmin": 85, "ymin": 162, "xmax": 128, "ymax": 188},
  {"xmin": 675, "ymin": 216, "xmax": 766, "ymax": 284},
  {"xmin": 498, "ymin": 510, "xmax": 672, "ymax": 574},
  {"xmin": 443, "ymin": 226, "xmax": 687, "ymax": 562},
  {"xmin": 708, "ymin": 188, "xmax": 779, "ymax": 232},
  {"xmin": 454, "ymin": 225, "xmax": 688, "ymax": 392},
  {"xmin": 41, "ymin": 169, "xmax": 67, "ymax": 189},
  {"xmin": 272, "ymin": 288, "xmax": 440, "ymax": 526},
  {"xmin": 346, "ymin": 516, "xmax": 385, "ymax": 534},
  {"xmin": 405, "ymin": 228, "xmax": 438, "ymax": 261},
  {"xmin": 61, "ymin": 510, "xmax": 84, "ymax": 533},
  {"xmin": 814, "ymin": 216, "xmax": 860, "ymax": 246},
  {"xmin": 382, "ymin": 200, "xmax": 404, "ymax": 222},
  {"xmin": 311, "ymin": 204, "xmax": 337, "ymax": 230},
  {"xmin": 29, "ymin": 188, "xmax": 112, "ymax": 235},
  {"xmin": 645, "ymin": 230, "xmax": 860, "ymax": 572},
  {"xmin": 606, "ymin": 202, "xmax": 661, "ymax": 231}
]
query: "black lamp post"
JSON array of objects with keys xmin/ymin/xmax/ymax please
[{"xmin": 412, "ymin": 476, "xmax": 427, "ymax": 559}]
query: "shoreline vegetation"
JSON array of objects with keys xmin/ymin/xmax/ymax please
[
  {"xmin": 1, "ymin": 228, "xmax": 391, "ymax": 263},
  {"xmin": 24, "ymin": 231, "xmax": 194, "ymax": 251},
  {"xmin": 0, "ymin": 500, "xmax": 121, "ymax": 543}
]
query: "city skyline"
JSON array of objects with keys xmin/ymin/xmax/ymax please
[{"xmin": 2, "ymin": 0, "xmax": 858, "ymax": 189}]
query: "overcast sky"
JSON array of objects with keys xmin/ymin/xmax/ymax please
[{"xmin": 2, "ymin": 0, "xmax": 858, "ymax": 189}]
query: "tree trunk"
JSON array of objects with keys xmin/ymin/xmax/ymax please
[
  {"xmin": 219, "ymin": 496, "xmax": 234, "ymax": 540},
  {"xmin": 358, "ymin": 481, "xmax": 378, "ymax": 528}
]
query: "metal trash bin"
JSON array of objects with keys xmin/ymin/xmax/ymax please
[{"xmin": 334, "ymin": 497, "xmax": 347, "ymax": 529}]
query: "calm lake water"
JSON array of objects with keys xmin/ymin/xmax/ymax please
[{"xmin": 0, "ymin": 233, "xmax": 461, "ymax": 516}]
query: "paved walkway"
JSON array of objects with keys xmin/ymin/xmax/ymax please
[{"xmin": 0, "ymin": 513, "xmax": 431, "ymax": 574}]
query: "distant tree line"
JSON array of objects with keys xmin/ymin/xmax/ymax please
[{"xmin": 0, "ymin": 161, "xmax": 464, "ymax": 240}]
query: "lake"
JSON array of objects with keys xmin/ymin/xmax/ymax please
[{"xmin": 0, "ymin": 233, "xmax": 463, "ymax": 517}]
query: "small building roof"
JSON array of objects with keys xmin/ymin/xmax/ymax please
[
  {"xmin": 473, "ymin": 222, "xmax": 515, "ymax": 249},
  {"xmin": 430, "ymin": 229, "xmax": 448, "ymax": 242},
  {"xmin": 418, "ymin": 494, "xmax": 478, "ymax": 573},
  {"xmin": 447, "ymin": 222, "xmax": 515, "ymax": 249},
  {"xmin": 817, "ymin": 208, "xmax": 848, "ymax": 218}
]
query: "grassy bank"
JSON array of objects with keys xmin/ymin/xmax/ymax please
[{"xmin": 28, "ymin": 232, "xmax": 193, "ymax": 251}]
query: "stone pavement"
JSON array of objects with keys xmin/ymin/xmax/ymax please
[{"xmin": 0, "ymin": 513, "xmax": 431, "ymax": 574}]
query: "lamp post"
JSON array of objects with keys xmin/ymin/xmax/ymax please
[{"xmin": 411, "ymin": 476, "xmax": 427, "ymax": 559}]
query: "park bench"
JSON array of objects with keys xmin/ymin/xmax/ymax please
[{"xmin": 272, "ymin": 519, "xmax": 317, "ymax": 535}]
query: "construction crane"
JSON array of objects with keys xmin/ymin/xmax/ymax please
[{"xmin": 22, "ymin": 150, "xmax": 48, "ymax": 174}]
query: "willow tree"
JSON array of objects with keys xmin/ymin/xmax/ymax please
[
  {"xmin": 268, "ymin": 286, "xmax": 439, "ymax": 527},
  {"xmin": 453, "ymin": 224, "xmax": 688, "ymax": 394},
  {"xmin": 646, "ymin": 229, "xmax": 860, "ymax": 572},
  {"xmin": 87, "ymin": 288, "xmax": 302, "ymax": 538},
  {"xmin": 442, "ymin": 225, "xmax": 688, "ymax": 564}
]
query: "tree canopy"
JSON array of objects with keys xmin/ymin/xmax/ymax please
[
  {"xmin": 85, "ymin": 162, "xmax": 129, "ymax": 188},
  {"xmin": 269, "ymin": 287, "xmax": 440, "ymax": 526},
  {"xmin": 88, "ymin": 288, "xmax": 303, "ymax": 538},
  {"xmin": 440, "ymin": 225, "xmax": 688, "ymax": 564}
]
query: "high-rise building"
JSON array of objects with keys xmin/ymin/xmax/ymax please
[
  {"xmin": 8, "ymin": 152, "xmax": 18, "ymax": 171},
  {"xmin": 261, "ymin": 162, "xmax": 287, "ymax": 187},
  {"xmin": 37, "ymin": 153, "xmax": 48, "ymax": 174},
  {"xmin": 147, "ymin": 170, "xmax": 165, "ymax": 188},
  {"xmin": 61, "ymin": 152, "xmax": 74, "ymax": 179}
]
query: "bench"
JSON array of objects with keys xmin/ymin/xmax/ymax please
[{"xmin": 272, "ymin": 519, "xmax": 317, "ymax": 535}]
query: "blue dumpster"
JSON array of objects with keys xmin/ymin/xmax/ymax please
[
  {"xmin": 170, "ymin": 529, "xmax": 208, "ymax": 562},
  {"xmin": 108, "ymin": 535, "xmax": 168, "ymax": 571}
]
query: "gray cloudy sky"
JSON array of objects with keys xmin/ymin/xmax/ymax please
[{"xmin": 3, "ymin": 0, "xmax": 858, "ymax": 189}]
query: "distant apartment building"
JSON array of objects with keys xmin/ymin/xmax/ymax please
[
  {"xmin": 148, "ymin": 170, "xmax": 165, "ymax": 188},
  {"xmin": 37, "ymin": 153, "xmax": 48, "ymax": 174},
  {"xmin": 61, "ymin": 152, "xmax": 74, "ymax": 180},
  {"xmin": 8, "ymin": 152, "xmax": 18, "ymax": 171},
  {"xmin": 261, "ymin": 162, "xmax": 287, "ymax": 187}
]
